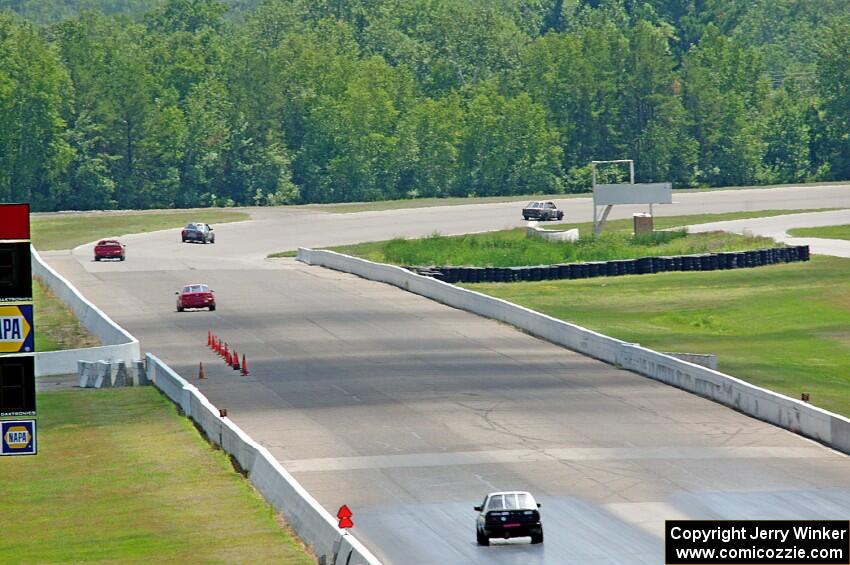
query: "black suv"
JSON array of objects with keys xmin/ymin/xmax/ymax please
[
  {"xmin": 522, "ymin": 201, "xmax": 563, "ymax": 221},
  {"xmin": 475, "ymin": 491, "xmax": 543, "ymax": 545},
  {"xmin": 181, "ymin": 223, "xmax": 215, "ymax": 244}
]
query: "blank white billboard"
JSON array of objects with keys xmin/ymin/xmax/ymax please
[{"xmin": 594, "ymin": 183, "xmax": 673, "ymax": 205}]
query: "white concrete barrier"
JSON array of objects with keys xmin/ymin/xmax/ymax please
[
  {"xmin": 526, "ymin": 223, "xmax": 579, "ymax": 242},
  {"xmin": 77, "ymin": 360, "xmax": 142, "ymax": 388},
  {"xmin": 31, "ymin": 246, "xmax": 141, "ymax": 375},
  {"xmin": 146, "ymin": 353, "xmax": 382, "ymax": 565},
  {"xmin": 664, "ymin": 352, "xmax": 718, "ymax": 370},
  {"xmin": 298, "ymin": 248, "xmax": 850, "ymax": 455}
]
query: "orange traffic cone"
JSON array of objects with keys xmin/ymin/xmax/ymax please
[
  {"xmin": 225, "ymin": 351, "xmax": 232, "ymax": 366},
  {"xmin": 223, "ymin": 342, "xmax": 229, "ymax": 359},
  {"xmin": 215, "ymin": 338, "xmax": 221, "ymax": 354},
  {"xmin": 232, "ymin": 349, "xmax": 240, "ymax": 370},
  {"xmin": 198, "ymin": 362, "xmax": 205, "ymax": 379},
  {"xmin": 240, "ymin": 354, "xmax": 249, "ymax": 376},
  {"xmin": 207, "ymin": 330, "xmax": 212, "ymax": 348}
]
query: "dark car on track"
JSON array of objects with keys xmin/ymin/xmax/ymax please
[
  {"xmin": 176, "ymin": 283, "xmax": 216, "ymax": 312},
  {"xmin": 522, "ymin": 201, "xmax": 563, "ymax": 221},
  {"xmin": 94, "ymin": 239, "xmax": 125, "ymax": 261},
  {"xmin": 475, "ymin": 491, "xmax": 543, "ymax": 546},
  {"xmin": 181, "ymin": 223, "xmax": 215, "ymax": 244}
]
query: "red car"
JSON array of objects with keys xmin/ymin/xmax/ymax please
[
  {"xmin": 94, "ymin": 239, "xmax": 125, "ymax": 261},
  {"xmin": 176, "ymin": 284, "xmax": 216, "ymax": 312}
]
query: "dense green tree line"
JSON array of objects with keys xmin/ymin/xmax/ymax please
[{"xmin": 0, "ymin": 0, "xmax": 848, "ymax": 210}]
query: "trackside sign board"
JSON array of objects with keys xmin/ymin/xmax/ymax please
[
  {"xmin": 594, "ymin": 182, "xmax": 673, "ymax": 206},
  {"xmin": 0, "ymin": 304, "xmax": 34, "ymax": 353},
  {"xmin": 0, "ymin": 204, "xmax": 30, "ymax": 240},
  {"xmin": 1, "ymin": 420, "xmax": 36, "ymax": 455}
]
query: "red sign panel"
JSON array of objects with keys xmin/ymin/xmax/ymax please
[
  {"xmin": 337, "ymin": 504, "xmax": 353, "ymax": 529},
  {"xmin": 0, "ymin": 204, "xmax": 30, "ymax": 240}
]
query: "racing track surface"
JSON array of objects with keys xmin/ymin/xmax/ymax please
[{"xmin": 44, "ymin": 185, "xmax": 850, "ymax": 564}]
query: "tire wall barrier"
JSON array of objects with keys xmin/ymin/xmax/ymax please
[
  {"xmin": 297, "ymin": 248, "xmax": 850, "ymax": 455},
  {"xmin": 31, "ymin": 246, "xmax": 141, "ymax": 376},
  {"xmin": 408, "ymin": 246, "xmax": 810, "ymax": 283},
  {"xmin": 146, "ymin": 353, "xmax": 382, "ymax": 565}
]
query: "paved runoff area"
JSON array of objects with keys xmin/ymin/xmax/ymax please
[{"xmin": 43, "ymin": 185, "xmax": 850, "ymax": 564}]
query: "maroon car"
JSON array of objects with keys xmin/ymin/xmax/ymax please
[
  {"xmin": 176, "ymin": 284, "xmax": 216, "ymax": 312},
  {"xmin": 94, "ymin": 239, "xmax": 125, "ymax": 261}
]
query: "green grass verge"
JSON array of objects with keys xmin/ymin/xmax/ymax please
[
  {"xmin": 32, "ymin": 210, "xmax": 250, "ymax": 251},
  {"xmin": 788, "ymin": 224, "xmax": 850, "ymax": 240},
  {"xmin": 547, "ymin": 208, "xmax": 838, "ymax": 233},
  {"xmin": 327, "ymin": 229, "xmax": 775, "ymax": 267},
  {"xmin": 467, "ymin": 256, "xmax": 850, "ymax": 418},
  {"xmin": 34, "ymin": 278, "xmax": 99, "ymax": 352},
  {"xmin": 0, "ymin": 388, "xmax": 313, "ymax": 564},
  {"xmin": 271, "ymin": 210, "xmax": 829, "ymax": 262},
  {"xmin": 301, "ymin": 194, "xmax": 572, "ymax": 213}
]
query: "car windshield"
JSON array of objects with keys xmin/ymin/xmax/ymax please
[
  {"xmin": 527, "ymin": 202, "xmax": 541, "ymax": 208},
  {"xmin": 183, "ymin": 285, "xmax": 207, "ymax": 293},
  {"xmin": 487, "ymin": 493, "xmax": 534, "ymax": 511}
]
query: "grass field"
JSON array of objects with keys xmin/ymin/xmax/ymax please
[
  {"xmin": 788, "ymin": 224, "xmax": 850, "ymax": 240},
  {"xmin": 34, "ymin": 278, "xmax": 99, "ymax": 352},
  {"xmin": 468, "ymin": 256, "xmax": 850, "ymax": 418},
  {"xmin": 271, "ymin": 210, "xmax": 827, "ymax": 263},
  {"xmin": 327, "ymin": 229, "xmax": 775, "ymax": 267},
  {"xmin": 31, "ymin": 210, "xmax": 250, "ymax": 251},
  {"xmin": 0, "ymin": 388, "xmax": 313, "ymax": 564}
]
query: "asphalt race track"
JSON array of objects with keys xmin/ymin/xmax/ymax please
[{"xmin": 44, "ymin": 185, "xmax": 850, "ymax": 564}]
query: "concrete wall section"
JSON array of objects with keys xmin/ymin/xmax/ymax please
[
  {"xmin": 37, "ymin": 344, "xmax": 140, "ymax": 376},
  {"xmin": 146, "ymin": 353, "xmax": 382, "ymax": 565},
  {"xmin": 526, "ymin": 224, "xmax": 579, "ymax": 242},
  {"xmin": 297, "ymin": 248, "xmax": 850, "ymax": 455},
  {"xmin": 31, "ymin": 246, "xmax": 140, "ymax": 375}
]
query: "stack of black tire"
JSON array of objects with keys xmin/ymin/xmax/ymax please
[{"xmin": 406, "ymin": 245, "xmax": 810, "ymax": 284}]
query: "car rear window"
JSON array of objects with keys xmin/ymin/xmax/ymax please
[
  {"xmin": 487, "ymin": 495, "xmax": 505, "ymax": 511},
  {"xmin": 487, "ymin": 493, "xmax": 534, "ymax": 511},
  {"xmin": 184, "ymin": 285, "xmax": 208, "ymax": 293}
]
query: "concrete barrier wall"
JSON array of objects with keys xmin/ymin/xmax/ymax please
[
  {"xmin": 526, "ymin": 224, "xmax": 579, "ymax": 242},
  {"xmin": 298, "ymin": 248, "xmax": 850, "ymax": 455},
  {"xmin": 146, "ymin": 353, "xmax": 382, "ymax": 565},
  {"xmin": 31, "ymin": 247, "xmax": 141, "ymax": 375}
]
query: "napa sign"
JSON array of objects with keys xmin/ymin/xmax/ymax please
[
  {"xmin": 1, "ymin": 420, "xmax": 36, "ymax": 455},
  {"xmin": 0, "ymin": 304, "xmax": 34, "ymax": 353}
]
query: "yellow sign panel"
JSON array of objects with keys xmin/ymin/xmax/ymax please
[
  {"xmin": 4, "ymin": 426, "xmax": 31, "ymax": 449},
  {"xmin": 0, "ymin": 304, "xmax": 33, "ymax": 353}
]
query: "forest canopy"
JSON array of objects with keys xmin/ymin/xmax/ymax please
[{"xmin": 1, "ymin": 0, "xmax": 848, "ymax": 210}]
